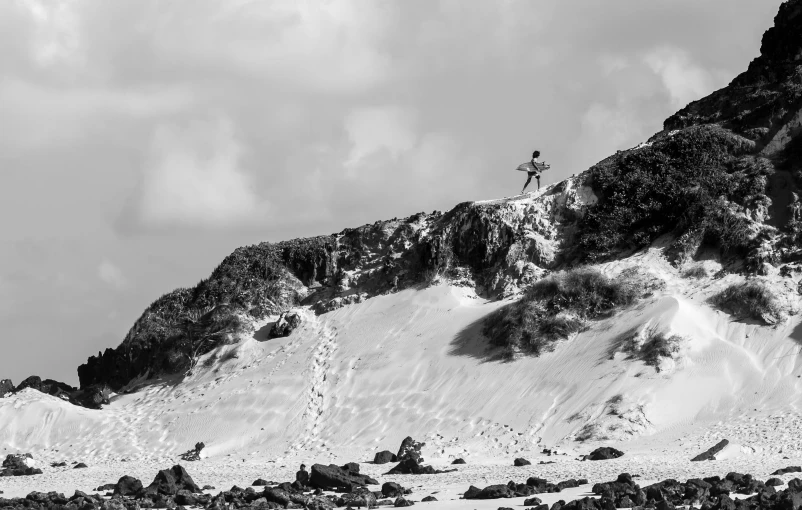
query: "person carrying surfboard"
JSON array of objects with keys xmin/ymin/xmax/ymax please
[{"xmin": 519, "ymin": 150, "xmax": 549, "ymax": 194}]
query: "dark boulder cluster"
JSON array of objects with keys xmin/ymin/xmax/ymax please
[
  {"xmin": 465, "ymin": 477, "xmax": 588, "ymax": 500},
  {"xmin": 310, "ymin": 463, "xmax": 378, "ymax": 492},
  {"xmin": 1, "ymin": 454, "xmax": 42, "ymax": 477},
  {"xmin": 587, "ymin": 471, "xmax": 789, "ymax": 510},
  {"xmin": 0, "ymin": 376, "xmax": 110, "ymax": 410}
]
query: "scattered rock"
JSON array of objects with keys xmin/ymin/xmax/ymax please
[
  {"xmin": 525, "ymin": 497, "xmax": 543, "ymax": 506},
  {"xmin": 394, "ymin": 496, "xmax": 414, "ymax": 507},
  {"xmin": 451, "ymin": 458, "xmax": 466, "ymax": 465},
  {"xmin": 50, "ymin": 462, "xmax": 67, "ymax": 468},
  {"xmin": 691, "ymin": 439, "xmax": 729, "ymax": 461},
  {"xmin": 766, "ymin": 478, "xmax": 784, "ymax": 486},
  {"xmin": 73, "ymin": 463, "xmax": 88, "ymax": 469},
  {"xmin": 514, "ymin": 458, "xmax": 531, "ymax": 466},
  {"xmin": 374, "ymin": 450, "xmax": 398, "ymax": 464},
  {"xmin": 96, "ymin": 484, "xmax": 116, "ymax": 492},
  {"xmin": 252, "ymin": 479, "xmax": 270, "ymax": 486},
  {"xmin": 421, "ymin": 496, "xmax": 437, "ymax": 502},
  {"xmin": 586, "ymin": 447, "xmax": 624, "ymax": 461},
  {"xmin": 385, "ymin": 457, "xmax": 455, "ymax": 476}
]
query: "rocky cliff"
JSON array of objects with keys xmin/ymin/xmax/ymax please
[{"xmin": 78, "ymin": 0, "xmax": 802, "ymax": 392}]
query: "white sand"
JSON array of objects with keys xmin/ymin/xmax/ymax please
[{"xmin": 2, "ymin": 248, "xmax": 802, "ymax": 505}]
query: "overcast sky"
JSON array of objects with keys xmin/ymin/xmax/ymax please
[{"xmin": 0, "ymin": 0, "xmax": 784, "ymax": 386}]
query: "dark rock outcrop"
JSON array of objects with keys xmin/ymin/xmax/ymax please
[
  {"xmin": 114, "ymin": 475, "xmax": 144, "ymax": 496},
  {"xmin": 270, "ymin": 310, "xmax": 303, "ymax": 338},
  {"xmin": 451, "ymin": 458, "xmax": 466, "ymax": 464},
  {"xmin": 514, "ymin": 457, "xmax": 531, "ymax": 466},
  {"xmin": 385, "ymin": 457, "xmax": 454, "ymax": 476},
  {"xmin": 1, "ymin": 454, "xmax": 42, "ymax": 477},
  {"xmin": 0, "ymin": 379, "xmax": 13, "ymax": 396},
  {"xmin": 586, "ymin": 447, "xmax": 624, "ymax": 461},
  {"xmin": 179, "ymin": 442, "xmax": 205, "ymax": 461},
  {"xmin": 143, "ymin": 465, "xmax": 201, "ymax": 496},
  {"xmin": 310, "ymin": 464, "xmax": 378, "ymax": 492},
  {"xmin": 773, "ymin": 466, "xmax": 802, "ymax": 475},
  {"xmin": 397, "ymin": 436, "xmax": 425, "ymax": 463},
  {"xmin": 691, "ymin": 439, "xmax": 729, "ymax": 461}
]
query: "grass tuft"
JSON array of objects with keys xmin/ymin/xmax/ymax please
[{"xmin": 709, "ymin": 281, "xmax": 783, "ymax": 325}]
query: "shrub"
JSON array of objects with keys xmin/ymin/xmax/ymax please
[
  {"xmin": 709, "ymin": 281, "xmax": 783, "ymax": 324},
  {"xmin": 617, "ymin": 325, "xmax": 682, "ymax": 371},
  {"xmin": 578, "ymin": 125, "xmax": 765, "ymax": 261},
  {"xmin": 483, "ymin": 267, "xmax": 647, "ymax": 355}
]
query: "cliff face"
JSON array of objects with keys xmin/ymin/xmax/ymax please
[
  {"xmin": 79, "ymin": 0, "xmax": 802, "ymax": 392},
  {"xmin": 78, "ymin": 178, "xmax": 597, "ymax": 390}
]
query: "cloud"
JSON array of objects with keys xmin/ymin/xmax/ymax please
[
  {"xmin": 127, "ymin": 116, "xmax": 268, "ymax": 230},
  {"xmin": 97, "ymin": 259, "xmax": 126, "ymax": 289},
  {"xmin": 344, "ymin": 106, "xmax": 418, "ymax": 176},
  {"xmin": 644, "ymin": 46, "xmax": 715, "ymax": 109}
]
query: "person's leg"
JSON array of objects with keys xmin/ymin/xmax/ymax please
[
  {"xmin": 536, "ymin": 175, "xmax": 540, "ymax": 190},
  {"xmin": 522, "ymin": 174, "xmax": 533, "ymax": 193}
]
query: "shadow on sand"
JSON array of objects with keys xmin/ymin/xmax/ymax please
[
  {"xmin": 254, "ymin": 322, "xmax": 276, "ymax": 342},
  {"xmin": 448, "ymin": 314, "xmax": 514, "ymax": 364}
]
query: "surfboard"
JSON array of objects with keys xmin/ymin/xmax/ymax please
[{"xmin": 516, "ymin": 161, "xmax": 550, "ymax": 172}]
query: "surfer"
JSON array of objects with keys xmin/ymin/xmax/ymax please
[{"xmin": 521, "ymin": 150, "xmax": 547, "ymax": 194}]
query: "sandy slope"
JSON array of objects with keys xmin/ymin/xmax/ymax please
[{"xmin": 3, "ymin": 249, "xmax": 802, "ymax": 501}]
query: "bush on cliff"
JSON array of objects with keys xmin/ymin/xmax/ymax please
[
  {"xmin": 483, "ymin": 267, "xmax": 653, "ymax": 355},
  {"xmin": 578, "ymin": 125, "xmax": 766, "ymax": 262}
]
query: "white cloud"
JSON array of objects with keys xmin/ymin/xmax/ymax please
[
  {"xmin": 344, "ymin": 106, "xmax": 418, "ymax": 176},
  {"xmin": 20, "ymin": 0, "xmax": 83, "ymax": 68},
  {"xmin": 135, "ymin": 116, "xmax": 268, "ymax": 229},
  {"xmin": 97, "ymin": 259, "xmax": 126, "ymax": 289},
  {"xmin": 644, "ymin": 46, "xmax": 714, "ymax": 109}
]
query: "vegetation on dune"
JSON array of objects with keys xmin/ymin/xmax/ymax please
[
  {"xmin": 616, "ymin": 325, "xmax": 682, "ymax": 372},
  {"xmin": 709, "ymin": 281, "xmax": 784, "ymax": 325},
  {"xmin": 482, "ymin": 267, "xmax": 658, "ymax": 356},
  {"xmin": 578, "ymin": 125, "xmax": 768, "ymax": 262}
]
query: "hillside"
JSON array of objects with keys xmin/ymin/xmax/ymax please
[{"xmin": 3, "ymin": 0, "xmax": 802, "ymax": 503}]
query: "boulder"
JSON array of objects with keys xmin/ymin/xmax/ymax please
[
  {"xmin": 767, "ymin": 478, "xmax": 784, "ymax": 486},
  {"xmin": 773, "ymin": 466, "xmax": 802, "ymax": 475},
  {"xmin": 465, "ymin": 484, "xmax": 513, "ymax": 500},
  {"xmin": 587, "ymin": 447, "xmax": 624, "ymax": 461},
  {"xmin": 270, "ymin": 311, "xmax": 303, "ymax": 338},
  {"xmin": 691, "ymin": 440, "xmax": 729, "ymax": 461},
  {"xmin": 374, "ymin": 451, "xmax": 398, "ymax": 464},
  {"xmin": 143, "ymin": 465, "xmax": 201, "ymax": 496},
  {"xmin": 310, "ymin": 464, "xmax": 378, "ymax": 491},
  {"xmin": 73, "ymin": 463, "xmax": 88, "ymax": 469},
  {"xmin": 394, "ymin": 497, "xmax": 414, "ymax": 507},
  {"xmin": 397, "ymin": 436, "xmax": 425, "ymax": 463},
  {"xmin": 114, "ymin": 475, "xmax": 144, "ymax": 496},
  {"xmin": 337, "ymin": 489, "xmax": 378, "ymax": 508},
  {"xmin": 96, "ymin": 484, "xmax": 116, "ymax": 492},
  {"xmin": 252, "ymin": 479, "xmax": 270, "ymax": 486},
  {"xmin": 514, "ymin": 458, "xmax": 531, "ymax": 466},
  {"xmin": 382, "ymin": 482, "xmax": 405, "ymax": 498},
  {"xmin": 525, "ymin": 497, "xmax": 543, "ymax": 506},
  {"xmin": 421, "ymin": 496, "xmax": 437, "ymax": 502},
  {"xmin": 451, "ymin": 458, "xmax": 466, "ymax": 465}
]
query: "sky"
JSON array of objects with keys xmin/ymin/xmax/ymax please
[{"xmin": 0, "ymin": 0, "xmax": 784, "ymax": 386}]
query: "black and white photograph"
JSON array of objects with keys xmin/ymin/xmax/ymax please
[{"xmin": 2, "ymin": 0, "xmax": 802, "ymax": 508}]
